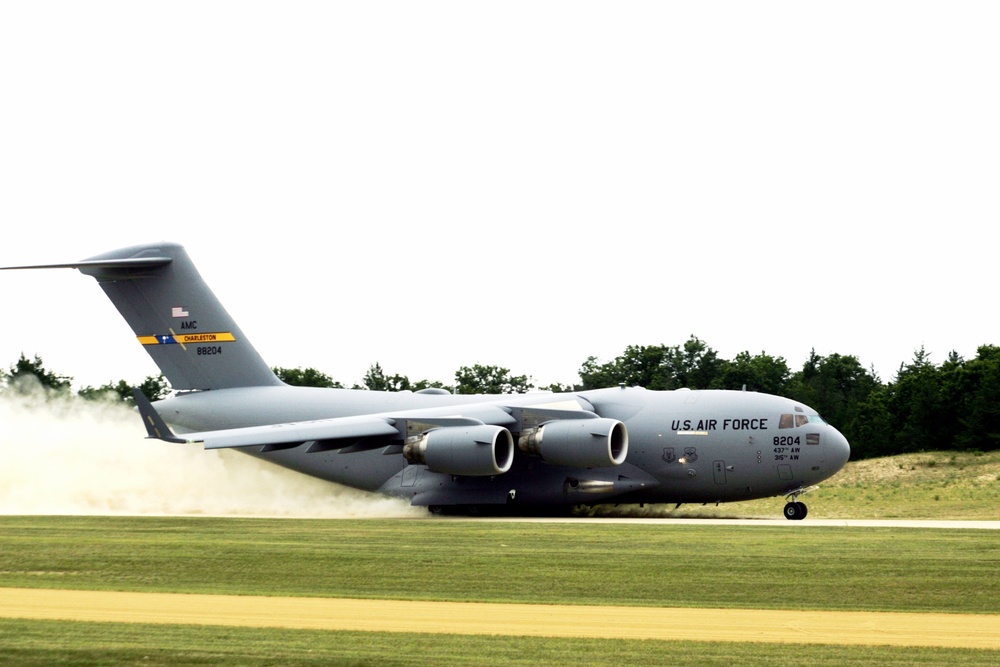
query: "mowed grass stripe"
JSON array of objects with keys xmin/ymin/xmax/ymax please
[
  {"xmin": 3, "ymin": 618, "xmax": 998, "ymax": 667},
  {"xmin": 2, "ymin": 587, "xmax": 999, "ymax": 650},
  {"xmin": 2, "ymin": 516, "xmax": 998, "ymax": 615}
]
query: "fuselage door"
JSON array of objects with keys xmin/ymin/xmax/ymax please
[{"xmin": 713, "ymin": 460, "xmax": 727, "ymax": 485}]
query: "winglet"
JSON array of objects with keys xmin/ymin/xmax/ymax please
[{"xmin": 132, "ymin": 387, "xmax": 188, "ymax": 443}]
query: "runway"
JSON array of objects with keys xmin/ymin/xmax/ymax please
[
  {"xmin": 2, "ymin": 587, "xmax": 998, "ymax": 650},
  {"xmin": 441, "ymin": 517, "xmax": 1000, "ymax": 529}
]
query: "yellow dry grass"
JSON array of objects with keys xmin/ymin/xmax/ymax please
[{"xmin": 2, "ymin": 587, "xmax": 998, "ymax": 650}]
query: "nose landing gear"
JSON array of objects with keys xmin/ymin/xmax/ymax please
[
  {"xmin": 783, "ymin": 501, "xmax": 808, "ymax": 520},
  {"xmin": 782, "ymin": 487, "xmax": 815, "ymax": 520}
]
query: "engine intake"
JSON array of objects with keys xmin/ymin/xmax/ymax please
[
  {"xmin": 518, "ymin": 418, "xmax": 628, "ymax": 468},
  {"xmin": 403, "ymin": 425, "xmax": 514, "ymax": 476}
]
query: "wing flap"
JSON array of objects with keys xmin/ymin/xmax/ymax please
[{"xmin": 198, "ymin": 416, "xmax": 401, "ymax": 450}]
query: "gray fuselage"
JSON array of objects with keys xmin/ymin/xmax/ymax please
[{"xmin": 156, "ymin": 384, "xmax": 851, "ymax": 508}]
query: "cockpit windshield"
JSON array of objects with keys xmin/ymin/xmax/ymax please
[{"xmin": 779, "ymin": 413, "xmax": 827, "ymax": 428}]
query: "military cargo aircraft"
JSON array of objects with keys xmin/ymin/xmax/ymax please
[{"xmin": 2, "ymin": 243, "xmax": 850, "ymax": 519}]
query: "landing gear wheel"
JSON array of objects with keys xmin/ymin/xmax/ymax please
[{"xmin": 783, "ymin": 501, "xmax": 808, "ymax": 521}]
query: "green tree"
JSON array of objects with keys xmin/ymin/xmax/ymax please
[
  {"xmin": 454, "ymin": 364, "xmax": 530, "ymax": 395},
  {"xmin": 885, "ymin": 347, "xmax": 944, "ymax": 454},
  {"xmin": 273, "ymin": 366, "xmax": 343, "ymax": 388},
  {"xmin": 851, "ymin": 384, "xmax": 895, "ymax": 459},
  {"xmin": 713, "ymin": 351, "xmax": 790, "ymax": 394},
  {"xmin": 579, "ymin": 345, "xmax": 669, "ymax": 389},
  {"xmin": 540, "ymin": 382, "xmax": 580, "ymax": 393},
  {"xmin": 578, "ymin": 336, "xmax": 722, "ymax": 390},
  {"xmin": 362, "ymin": 363, "xmax": 412, "ymax": 392},
  {"xmin": 949, "ymin": 345, "xmax": 1000, "ymax": 451},
  {"xmin": 411, "ymin": 378, "xmax": 450, "ymax": 392},
  {"xmin": 2, "ymin": 353, "xmax": 72, "ymax": 396},
  {"xmin": 787, "ymin": 351, "xmax": 878, "ymax": 432},
  {"xmin": 935, "ymin": 350, "xmax": 968, "ymax": 451},
  {"xmin": 674, "ymin": 336, "xmax": 723, "ymax": 389},
  {"xmin": 78, "ymin": 374, "xmax": 172, "ymax": 404}
]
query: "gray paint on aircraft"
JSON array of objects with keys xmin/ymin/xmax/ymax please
[{"xmin": 2, "ymin": 243, "xmax": 851, "ymax": 518}]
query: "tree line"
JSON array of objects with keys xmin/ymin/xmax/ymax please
[
  {"xmin": 576, "ymin": 338, "xmax": 999, "ymax": 459},
  {"xmin": 3, "ymin": 335, "xmax": 997, "ymax": 460}
]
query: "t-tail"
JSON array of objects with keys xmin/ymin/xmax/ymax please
[{"xmin": 1, "ymin": 242, "xmax": 282, "ymax": 391}]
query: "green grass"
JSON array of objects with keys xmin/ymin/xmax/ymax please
[
  {"xmin": 2, "ymin": 451, "xmax": 999, "ymax": 666},
  {"xmin": 811, "ymin": 450, "xmax": 1000, "ymax": 519},
  {"xmin": 1, "ymin": 516, "xmax": 998, "ymax": 615},
  {"xmin": 1, "ymin": 618, "xmax": 998, "ymax": 667},
  {"xmin": 587, "ymin": 449, "xmax": 1000, "ymax": 520}
]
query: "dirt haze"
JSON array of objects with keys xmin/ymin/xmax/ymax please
[{"xmin": 0, "ymin": 394, "xmax": 419, "ymax": 518}]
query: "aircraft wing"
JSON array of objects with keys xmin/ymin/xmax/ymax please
[
  {"xmin": 134, "ymin": 389, "xmax": 626, "ymax": 475},
  {"xmin": 192, "ymin": 415, "xmax": 404, "ymax": 450},
  {"xmin": 133, "ymin": 388, "xmax": 400, "ymax": 449},
  {"xmin": 133, "ymin": 388, "xmax": 514, "ymax": 451}
]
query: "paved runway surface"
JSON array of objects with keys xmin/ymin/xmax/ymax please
[
  {"xmin": 439, "ymin": 517, "xmax": 1000, "ymax": 529},
  {"xmin": 2, "ymin": 587, "xmax": 998, "ymax": 649}
]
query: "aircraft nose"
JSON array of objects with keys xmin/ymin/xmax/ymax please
[{"xmin": 827, "ymin": 426, "xmax": 851, "ymax": 471}]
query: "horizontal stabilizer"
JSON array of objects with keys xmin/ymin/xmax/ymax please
[
  {"xmin": 3, "ymin": 243, "xmax": 284, "ymax": 390},
  {"xmin": 0, "ymin": 257, "xmax": 172, "ymax": 273}
]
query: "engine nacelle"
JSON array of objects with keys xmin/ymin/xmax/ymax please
[
  {"xmin": 403, "ymin": 425, "xmax": 514, "ymax": 476},
  {"xmin": 518, "ymin": 418, "xmax": 628, "ymax": 468}
]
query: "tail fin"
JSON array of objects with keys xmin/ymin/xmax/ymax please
[
  {"xmin": 5, "ymin": 242, "xmax": 282, "ymax": 391},
  {"xmin": 83, "ymin": 242, "xmax": 283, "ymax": 390}
]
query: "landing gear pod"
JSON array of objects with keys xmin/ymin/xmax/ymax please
[
  {"xmin": 404, "ymin": 425, "xmax": 514, "ymax": 476},
  {"xmin": 519, "ymin": 418, "xmax": 628, "ymax": 468}
]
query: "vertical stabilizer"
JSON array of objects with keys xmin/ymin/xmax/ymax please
[{"xmin": 77, "ymin": 242, "xmax": 282, "ymax": 390}]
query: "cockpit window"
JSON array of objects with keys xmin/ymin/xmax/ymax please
[{"xmin": 779, "ymin": 413, "xmax": 826, "ymax": 428}]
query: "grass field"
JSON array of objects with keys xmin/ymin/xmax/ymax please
[
  {"xmin": 2, "ymin": 515, "xmax": 999, "ymax": 666},
  {"xmin": 587, "ymin": 449, "xmax": 1000, "ymax": 520},
  {"xmin": 2, "ymin": 517, "xmax": 999, "ymax": 614},
  {"xmin": 1, "ymin": 618, "xmax": 997, "ymax": 667},
  {"xmin": 1, "ymin": 451, "xmax": 998, "ymax": 665}
]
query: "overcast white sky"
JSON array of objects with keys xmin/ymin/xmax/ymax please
[{"xmin": 1, "ymin": 2, "xmax": 996, "ymax": 391}]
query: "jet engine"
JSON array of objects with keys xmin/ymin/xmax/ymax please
[
  {"xmin": 518, "ymin": 418, "xmax": 628, "ymax": 468},
  {"xmin": 403, "ymin": 425, "xmax": 514, "ymax": 476}
]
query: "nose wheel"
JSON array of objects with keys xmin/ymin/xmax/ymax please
[
  {"xmin": 782, "ymin": 486, "xmax": 816, "ymax": 520},
  {"xmin": 783, "ymin": 501, "xmax": 808, "ymax": 520}
]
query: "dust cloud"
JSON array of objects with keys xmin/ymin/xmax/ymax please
[{"xmin": 0, "ymin": 392, "xmax": 420, "ymax": 518}]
